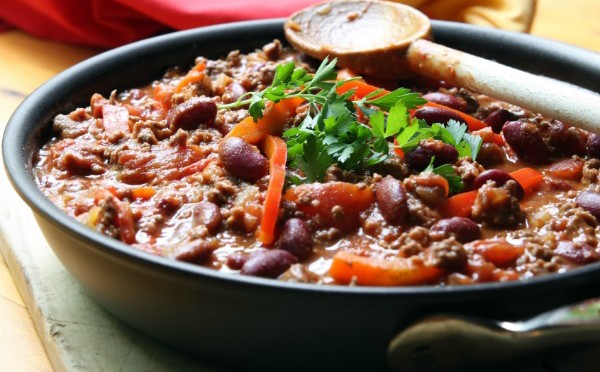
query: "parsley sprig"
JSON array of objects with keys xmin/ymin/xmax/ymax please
[
  {"xmin": 220, "ymin": 58, "xmax": 483, "ymax": 190},
  {"xmin": 424, "ymin": 161, "xmax": 465, "ymax": 194}
]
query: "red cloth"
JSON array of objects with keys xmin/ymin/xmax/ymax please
[{"xmin": 0, "ymin": 0, "xmax": 321, "ymax": 47}]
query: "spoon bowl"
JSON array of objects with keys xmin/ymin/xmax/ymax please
[{"xmin": 285, "ymin": 0, "xmax": 431, "ymax": 78}]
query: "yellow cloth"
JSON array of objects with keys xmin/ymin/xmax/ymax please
[{"xmin": 392, "ymin": 0, "xmax": 537, "ymax": 32}]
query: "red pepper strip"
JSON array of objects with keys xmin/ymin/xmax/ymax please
[
  {"xmin": 226, "ymin": 97, "xmax": 304, "ymax": 144},
  {"xmin": 257, "ymin": 135, "xmax": 287, "ymax": 245},
  {"xmin": 510, "ymin": 168, "xmax": 543, "ymax": 196}
]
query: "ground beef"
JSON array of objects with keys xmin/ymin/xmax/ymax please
[
  {"xmin": 214, "ymin": 108, "xmax": 249, "ymax": 135},
  {"xmin": 406, "ymin": 193, "xmax": 441, "ymax": 227},
  {"xmin": 53, "ymin": 109, "xmax": 93, "ymax": 139},
  {"xmin": 455, "ymin": 158, "xmax": 484, "ymax": 190},
  {"xmin": 430, "ymin": 238, "xmax": 468, "ymax": 272},
  {"xmin": 34, "ymin": 40, "xmax": 600, "ymax": 287},
  {"xmin": 92, "ymin": 196, "xmax": 121, "ymax": 239},
  {"xmin": 582, "ymin": 158, "xmax": 600, "ymax": 191},
  {"xmin": 279, "ymin": 264, "xmax": 322, "ymax": 283},
  {"xmin": 472, "ymin": 181, "xmax": 524, "ymax": 227},
  {"xmin": 132, "ymin": 119, "xmax": 172, "ymax": 141},
  {"xmin": 324, "ymin": 164, "xmax": 371, "ymax": 184},
  {"xmin": 369, "ymin": 156, "xmax": 409, "ymax": 180}
]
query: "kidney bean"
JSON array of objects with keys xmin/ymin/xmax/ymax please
[
  {"xmin": 484, "ymin": 109, "xmax": 517, "ymax": 134},
  {"xmin": 226, "ymin": 252, "xmax": 248, "ymax": 270},
  {"xmin": 241, "ymin": 249, "xmax": 298, "ymax": 278},
  {"xmin": 167, "ymin": 96, "xmax": 217, "ymax": 130},
  {"xmin": 376, "ymin": 176, "xmax": 408, "ymax": 226},
  {"xmin": 502, "ymin": 120, "xmax": 551, "ymax": 164},
  {"xmin": 576, "ymin": 191, "xmax": 600, "ymax": 219},
  {"xmin": 218, "ymin": 137, "xmax": 268, "ymax": 182},
  {"xmin": 278, "ymin": 218, "xmax": 313, "ymax": 260},
  {"xmin": 422, "ymin": 92, "xmax": 467, "ymax": 112},
  {"xmin": 431, "ymin": 217, "xmax": 481, "ymax": 243},
  {"xmin": 405, "ymin": 139, "xmax": 458, "ymax": 171},
  {"xmin": 555, "ymin": 241, "xmax": 600, "ymax": 265},
  {"xmin": 226, "ymin": 248, "xmax": 268, "ymax": 270},
  {"xmin": 587, "ymin": 133, "xmax": 600, "ymax": 159},
  {"xmin": 175, "ymin": 239, "xmax": 217, "ymax": 263},
  {"xmin": 473, "ymin": 169, "xmax": 524, "ymax": 200},
  {"xmin": 222, "ymin": 82, "xmax": 247, "ymax": 104},
  {"xmin": 193, "ymin": 201, "xmax": 221, "ymax": 234},
  {"xmin": 404, "ymin": 146, "xmax": 433, "ymax": 171},
  {"xmin": 413, "ymin": 106, "xmax": 467, "ymax": 126},
  {"xmin": 420, "ymin": 139, "xmax": 459, "ymax": 166}
]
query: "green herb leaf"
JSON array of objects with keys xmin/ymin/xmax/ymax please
[
  {"xmin": 386, "ymin": 101, "xmax": 408, "ymax": 137},
  {"xmin": 369, "ymin": 111, "xmax": 385, "ymax": 138},
  {"xmin": 463, "ymin": 132, "xmax": 483, "ymax": 160},
  {"xmin": 226, "ymin": 58, "xmax": 481, "ymax": 183},
  {"xmin": 364, "ymin": 87, "xmax": 426, "ymax": 110},
  {"xmin": 424, "ymin": 160, "xmax": 465, "ymax": 194}
]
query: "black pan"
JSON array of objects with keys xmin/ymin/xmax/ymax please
[{"xmin": 4, "ymin": 19, "xmax": 600, "ymax": 371}]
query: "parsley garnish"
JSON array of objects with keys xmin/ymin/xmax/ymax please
[
  {"xmin": 219, "ymin": 58, "xmax": 483, "ymax": 186},
  {"xmin": 424, "ymin": 160, "xmax": 465, "ymax": 194}
]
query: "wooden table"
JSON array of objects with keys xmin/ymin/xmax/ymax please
[{"xmin": 1, "ymin": 0, "xmax": 599, "ymax": 370}]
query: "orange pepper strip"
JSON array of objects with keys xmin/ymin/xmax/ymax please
[
  {"xmin": 393, "ymin": 138, "xmax": 405, "ymax": 159},
  {"xmin": 131, "ymin": 186, "xmax": 155, "ymax": 200},
  {"xmin": 153, "ymin": 84, "xmax": 174, "ymax": 111},
  {"xmin": 414, "ymin": 174, "xmax": 449, "ymax": 197},
  {"xmin": 547, "ymin": 158, "xmax": 585, "ymax": 181},
  {"xmin": 284, "ymin": 182, "xmax": 374, "ymax": 232},
  {"xmin": 440, "ymin": 190, "xmax": 478, "ymax": 218},
  {"xmin": 336, "ymin": 80, "xmax": 388, "ymax": 100},
  {"xmin": 330, "ymin": 251, "xmax": 444, "ymax": 286},
  {"xmin": 472, "ymin": 127, "xmax": 504, "ymax": 146},
  {"xmin": 257, "ymin": 135, "xmax": 287, "ymax": 245},
  {"xmin": 335, "ymin": 80, "xmax": 487, "ymax": 132},
  {"xmin": 470, "ymin": 239, "xmax": 525, "ymax": 268},
  {"xmin": 510, "ymin": 168, "xmax": 543, "ymax": 196},
  {"xmin": 226, "ymin": 97, "xmax": 304, "ymax": 144},
  {"xmin": 174, "ymin": 61, "xmax": 206, "ymax": 93}
]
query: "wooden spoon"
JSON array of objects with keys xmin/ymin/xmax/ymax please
[{"xmin": 285, "ymin": 0, "xmax": 600, "ymax": 133}]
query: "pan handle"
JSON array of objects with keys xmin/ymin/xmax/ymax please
[{"xmin": 387, "ymin": 298, "xmax": 600, "ymax": 372}]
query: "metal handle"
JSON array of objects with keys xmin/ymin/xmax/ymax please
[{"xmin": 387, "ymin": 298, "xmax": 600, "ymax": 372}]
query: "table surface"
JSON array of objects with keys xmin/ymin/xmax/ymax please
[{"xmin": 1, "ymin": 1, "xmax": 599, "ymax": 370}]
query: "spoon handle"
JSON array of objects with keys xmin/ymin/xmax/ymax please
[{"xmin": 407, "ymin": 39, "xmax": 600, "ymax": 133}]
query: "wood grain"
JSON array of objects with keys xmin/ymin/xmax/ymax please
[{"xmin": 0, "ymin": 0, "xmax": 599, "ymax": 371}]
